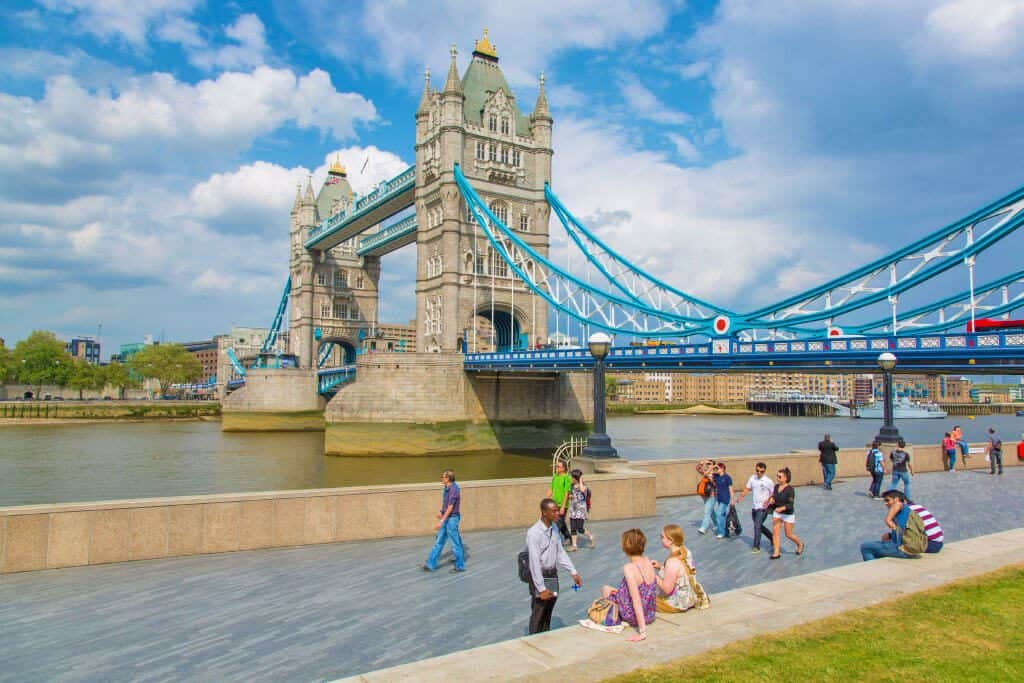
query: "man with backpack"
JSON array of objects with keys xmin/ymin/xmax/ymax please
[
  {"xmin": 987, "ymin": 427, "xmax": 1004, "ymax": 475},
  {"xmin": 865, "ymin": 440, "xmax": 885, "ymax": 499},
  {"xmin": 860, "ymin": 490, "xmax": 943, "ymax": 561}
]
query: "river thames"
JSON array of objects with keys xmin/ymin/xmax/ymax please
[{"xmin": 1, "ymin": 414, "xmax": 1020, "ymax": 506}]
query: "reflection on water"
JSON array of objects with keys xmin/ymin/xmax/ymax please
[{"xmin": 1, "ymin": 413, "xmax": 1021, "ymax": 506}]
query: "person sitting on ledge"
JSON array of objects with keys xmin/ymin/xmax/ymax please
[
  {"xmin": 582, "ymin": 529, "xmax": 657, "ymax": 641},
  {"xmin": 860, "ymin": 490, "xmax": 944, "ymax": 561},
  {"xmin": 653, "ymin": 524, "xmax": 710, "ymax": 613}
]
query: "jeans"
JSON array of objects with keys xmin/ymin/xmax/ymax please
[
  {"xmin": 892, "ymin": 470, "xmax": 911, "ymax": 500},
  {"xmin": 821, "ymin": 463, "xmax": 836, "ymax": 489},
  {"xmin": 869, "ymin": 471, "xmax": 884, "ymax": 497},
  {"xmin": 425, "ymin": 514, "xmax": 465, "ymax": 570},
  {"xmin": 751, "ymin": 507, "xmax": 773, "ymax": 550},
  {"xmin": 946, "ymin": 449, "xmax": 956, "ymax": 470},
  {"xmin": 714, "ymin": 501, "xmax": 730, "ymax": 537},
  {"xmin": 990, "ymin": 450, "xmax": 1004, "ymax": 474},
  {"xmin": 957, "ymin": 439, "xmax": 969, "ymax": 456},
  {"xmin": 860, "ymin": 540, "xmax": 910, "ymax": 561},
  {"xmin": 699, "ymin": 496, "xmax": 716, "ymax": 532}
]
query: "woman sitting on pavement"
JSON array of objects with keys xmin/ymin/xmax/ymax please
[
  {"xmin": 653, "ymin": 524, "xmax": 710, "ymax": 613},
  {"xmin": 584, "ymin": 528, "xmax": 657, "ymax": 641}
]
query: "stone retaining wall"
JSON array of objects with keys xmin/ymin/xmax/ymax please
[{"xmin": 0, "ymin": 470, "xmax": 654, "ymax": 574}]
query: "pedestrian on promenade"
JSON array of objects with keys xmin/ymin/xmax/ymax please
[
  {"xmin": 818, "ymin": 434, "xmax": 839, "ymax": 490},
  {"xmin": 987, "ymin": 427, "xmax": 1004, "ymax": 475},
  {"xmin": 526, "ymin": 498, "xmax": 582, "ymax": 634},
  {"xmin": 567, "ymin": 469, "xmax": 594, "ymax": 551},
  {"xmin": 952, "ymin": 424, "xmax": 969, "ymax": 463},
  {"xmin": 1018, "ymin": 433, "xmax": 1024, "ymax": 462},
  {"xmin": 548, "ymin": 461, "xmax": 572, "ymax": 541},
  {"xmin": 889, "ymin": 439, "xmax": 913, "ymax": 501},
  {"xmin": 696, "ymin": 459, "xmax": 717, "ymax": 535},
  {"xmin": 422, "ymin": 469, "xmax": 465, "ymax": 573},
  {"xmin": 653, "ymin": 524, "xmax": 710, "ymax": 613},
  {"xmin": 866, "ymin": 440, "xmax": 885, "ymax": 499},
  {"xmin": 768, "ymin": 467, "xmax": 804, "ymax": 559},
  {"xmin": 942, "ymin": 432, "xmax": 957, "ymax": 471},
  {"xmin": 711, "ymin": 462, "xmax": 734, "ymax": 539},
  {"xmin": 584, "ymin": 529, "xmax": 656, "ymax": 642},
  {"xmin": 860, "ymin": 489, "xmax": 944, "ymax": 561},
  {"xmin": 735, "ymin": 462, "xmax": 774, "ymax": 554}
]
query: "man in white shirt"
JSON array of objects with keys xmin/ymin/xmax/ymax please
[
  {"xmin": 526, "ymin": 498, "xmax": 582, "ymax": 634},
  {"xmin": 735, "ymin": 462, "xmax": 775, "ymax": 554}
]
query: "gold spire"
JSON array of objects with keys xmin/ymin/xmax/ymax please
[
  {"xmin": 328, "ymin": 155, "xmax": 347, "ymax": 176},
  {"xmin": 473, "ymin": 28, "xmax": 497, "ymax": 60}
]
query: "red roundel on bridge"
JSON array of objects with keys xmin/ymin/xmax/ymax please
[
  {"xmin": 713, "ymin": 315, "xmax": 730, "ymax": 335},
  {"xmin": 828, "ymin": 326, "xmax": 843, "ymax": 337}
]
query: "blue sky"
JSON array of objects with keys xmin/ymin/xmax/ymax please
[{"xmin": 2, "ymin": 0, "xmax": 1023, "ymax": 357}]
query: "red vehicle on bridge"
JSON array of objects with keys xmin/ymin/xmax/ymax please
[{"xmin": 966, "ymin": 318, "xmax": 1024, "ymax": 333}]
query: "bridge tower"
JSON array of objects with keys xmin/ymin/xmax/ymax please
[
  {"xmin": 289, "ymin": 160, "xmax": 381, "ymax": 368},
  {"xmin": 414, "ymin": 31, "xmax": 551, "ymax": 353}
]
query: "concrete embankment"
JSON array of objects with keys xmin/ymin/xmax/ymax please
[
  {"xmin": 0, "ymin": 401, "xmax": 220, "ymax": 425},
  {"xmin": 0, "ymin": 441, "xmax": 1012, "ymax": 574}
]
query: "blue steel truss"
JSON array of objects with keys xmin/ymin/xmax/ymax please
[
  {"xmin": 317, "ymin": 342, "xmax": 335, "ymax": 368},
  {"xmin": 261, "ymin": 276, "xmax": 291, "ymax": 353},
  {"xmin": 225, "ymin": 348, "xmax": 246, "ymax": 377},
  {"xmin": 356, "ymin": 214, "xmax": 418, "ymax": 256},
  {"xmin": 318, "ymin": 365, "xmax": 356, "ymax": 394}
]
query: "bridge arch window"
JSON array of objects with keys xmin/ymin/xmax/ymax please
[
  {"xmin": 488, "ymin": 144, "xmax": 496, "ymax": 162},
  {"xmin": 519, "ymin": 213, "xmax": 530, "ymax": 232},
  {"xmin": 488, "ymin": 114, "xmax": 497, "ymax": 132},
  {"xmin": 333, "ymin": 301, "xmax": 349, "ymax": 319},
  {"xmin": 488, "ymin": 246, "xmax": 509, "ymax": 278},
  {"xmin": 500, "ymin": 147, "xmax": 509, "ymax": 164},
  {"xmin": 500, "ymin": 117, "xmax": 510, "ymax": 135},
  {"xmin": 319, "ymin": 300, "xmax": 331, "ymax": 319},
  {"xmin": 355, "ymin": 274, "xmax": 364, "ymax": 289},
  {"xmin": 425, "ymin": 295, "xmax": 443, "ymax": 334},
  {"xmin": 427, "ymin": 253, "xmax": 443, "ymax": 278},
  {"xmin": 334, "ymin": 269, "xmax": 348, "ymax": 288},
  {"xmin": 476, "ymin": 141, "xmax": 485, "ymax": 160},
  {"xmin": 316, "ymin": 272, "xmax": 327, "ymax": 287},
  {"xmin": 337, "ymin": 239, "xmax": 354, "ymax": 256},
  {"xmin": 512, "ymin": 149, "xmax": 520, "ymax": 167}
]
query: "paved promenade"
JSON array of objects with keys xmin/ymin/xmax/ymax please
[{"xmin": 2, "ymin": 468, "xmax": 1023, "ymax": 681}]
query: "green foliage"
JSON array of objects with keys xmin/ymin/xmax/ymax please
[
  {"xmin": 101, "ymin": 362, "xmax": 137, "ymax": 399},
  {"xmin": 128, "ymin": 344, "xmax": 202, "ymax": 395},
  {"xmin": 0, "ymin": 345, "xmax": 11, "ymax": 382},
  {"xmin": 12, "ymin": 331, "xmax": 74, "ymax": 390},
  {"xmin": 66, "ymin": 360, "xmax": 102, "ymax": 399}
]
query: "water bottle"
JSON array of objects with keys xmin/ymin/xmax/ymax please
[{"xmin": 572, "ymin": 583, "xmax": 580, "ymax": 592}]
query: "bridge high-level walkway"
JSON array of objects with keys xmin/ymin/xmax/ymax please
[{"xmin": 2, "ymin": 469, "xmax": 1022, "ymax": 681}]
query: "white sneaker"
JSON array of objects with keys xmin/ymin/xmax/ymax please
[
  {"xmin": 716, "ymin": 534, "xmax": 724, "ymax": 539},
  {"xmin": 697, "ymin": 528, "xmax": 707, "ymax": 535}
]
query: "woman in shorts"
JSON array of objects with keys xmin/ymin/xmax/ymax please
[
  {"xmin": 768, "ymin": 467, "xmax": 804, "ymax": 559},
  {"xmin": 567, "ymin": 469, "xmax": 594, "ymax": 551}
]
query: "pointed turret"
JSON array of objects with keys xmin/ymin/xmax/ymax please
[
  {"xmin": 443, "ymin": 44, "xmax": 462, "ymax": 96},
  {"xmin": 532, "ymin": 71, "xmax": 551, "ymax": 121},
  {"xmin": 416, "ymin": 67, "xmax": 432, "ymax": 116},
  {"xmin": 291, "ymin": 183, "xmax": 302, "ymax": 214},
  {"xmin": 303, "ymin": 176, "xmax": 315, "ymax": 204}
]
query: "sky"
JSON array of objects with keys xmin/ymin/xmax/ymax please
[{"xmin": 2, "ymin": 0, "xmax": 1023, "ymax": 358}]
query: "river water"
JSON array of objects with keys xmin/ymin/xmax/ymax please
[{"xmin": 1, "ymin": 414, "xmax": 1021, "ymax": 506}]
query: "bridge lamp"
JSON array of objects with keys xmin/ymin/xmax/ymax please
[
  {"xmin": 874, "ymin": 352, "xmax": 902, "ymax": 444},
  {"xmin": 582, "ymin": 332, "xmax": 618, "ymax": 459}
]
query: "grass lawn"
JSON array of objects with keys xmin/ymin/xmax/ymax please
[{"xmin": 608, "ymin": 564, "xmax": 1024, "ymax": 682}]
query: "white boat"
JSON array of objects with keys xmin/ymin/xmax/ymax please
[{"xmin": 857, "ymin": 397, "xmax": 947, "ymax": 419}]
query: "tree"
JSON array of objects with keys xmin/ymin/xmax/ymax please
[
  {"xmin": 101, "ymin": 362, "xmax": 138, "ymax": 400},
  {"xmin": 0, "ymin": 345, "xmax": 11, "ymax": 382},
  {"xmin": 128, "ymin": 344, "xmax": 202, "ymax": 396},
  {"xmin": 12, "ymin": 331, "xmax": 74, "ymax": 398},
  {"xmin": 66, "ymin": 360, "xmax": 107, "ymax": 400}
]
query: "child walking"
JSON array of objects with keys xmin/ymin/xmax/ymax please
[{"xmin": 568, "ymin": 469, "xmax": 595, "ymax": 551}]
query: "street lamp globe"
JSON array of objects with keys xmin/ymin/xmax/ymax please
[
  {"xmin": 588, "ymin": 332, "xmax": 612, "ymax": 360},
  {"xmin": 877, "ymin": 352, "xmax": 897, "ymax": 371}
]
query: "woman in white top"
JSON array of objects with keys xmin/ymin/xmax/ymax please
[{"xmin": 652, "ymin": 524, "xmax": 709, "ymax": 612}]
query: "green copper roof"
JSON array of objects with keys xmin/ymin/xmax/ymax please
[
  {"xmin": 316, "ymin": 175, "xmax": 352, "ymax": 221},
  {"xmin": 461, "ymin": 57, "xmax": 531, "ymax": 136}
]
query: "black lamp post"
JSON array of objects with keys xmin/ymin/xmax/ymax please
[
  {"xmin": 582, "ymin": 332, "xmax": 618, "ymax": 459},
  {"xmin": 875, "ymin": 351, "xmax": 902, "ymax": 444}
]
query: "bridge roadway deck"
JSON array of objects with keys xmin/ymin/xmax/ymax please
[{"xmin": 2, "ymin": 468, "xmax": 1022, "ymax": 682}]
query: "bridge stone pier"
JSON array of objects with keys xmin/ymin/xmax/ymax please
[
  {"xmin": 324, "ymin": 352, "xmax": 592, "ymax": 455},
  {"xmin": 221, "ymin": 369, "xmax": 326, "ymax": 431}
]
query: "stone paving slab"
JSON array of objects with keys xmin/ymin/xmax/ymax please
[
  {"xmin": 2, "ymin": 469, "xmax": 1024, "ymax": 681},
  {"xmin": 347, "ymin": 529, "xmax": 1024, "ymax": 682}
]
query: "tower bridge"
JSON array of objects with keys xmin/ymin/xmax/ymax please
[{"xmin": 222, "ymin": 31, "xmax": 1024, "ymax": 455}]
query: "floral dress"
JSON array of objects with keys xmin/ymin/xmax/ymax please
[
  {"xmin": 605, "ymin": 575, "xmax": 657, "ymax": 627},
  {"xmin": 567, "ymin": 485, "xmax": 588, "ymax": 520}
]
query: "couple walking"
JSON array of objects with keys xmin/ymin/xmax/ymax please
[
  {"xmin": 695, "ymin": 460, "xmax": 735, "ymax": 539},
  {"xmin": 735, "ymin": 463, "xmax": 804, "ymax": 558}
]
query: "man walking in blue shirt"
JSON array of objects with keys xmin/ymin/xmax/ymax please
[{"xmin": 423, "ymin": 469, "xmax": 466, "ymax": 573}]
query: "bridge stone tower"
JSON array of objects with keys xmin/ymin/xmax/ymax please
[
  {"xmin": 414, "ymin": 31, "xmax": 551, "ymax": 353},
  {"xmin": 289, "ymin": 160, "xmax": 381, "ymax": 368}
]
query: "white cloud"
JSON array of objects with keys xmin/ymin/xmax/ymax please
[
  {"xmin": 619, "ymin": 79, "xmax": 692, "ymax": 125},
  {"xmin": 187, "ymin": 14, "xmax": 269, "ymax": 71},
  {"xmin": 295, "ymin": 0, "xmax": 672, "ymax": 85},
  {"xmin": 38, "ymin": 0, "xmax": 201, "ymax": 46},
  {"xmin": 666, "ymin": 132, "xmax": 701, "ymax": 162}
]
